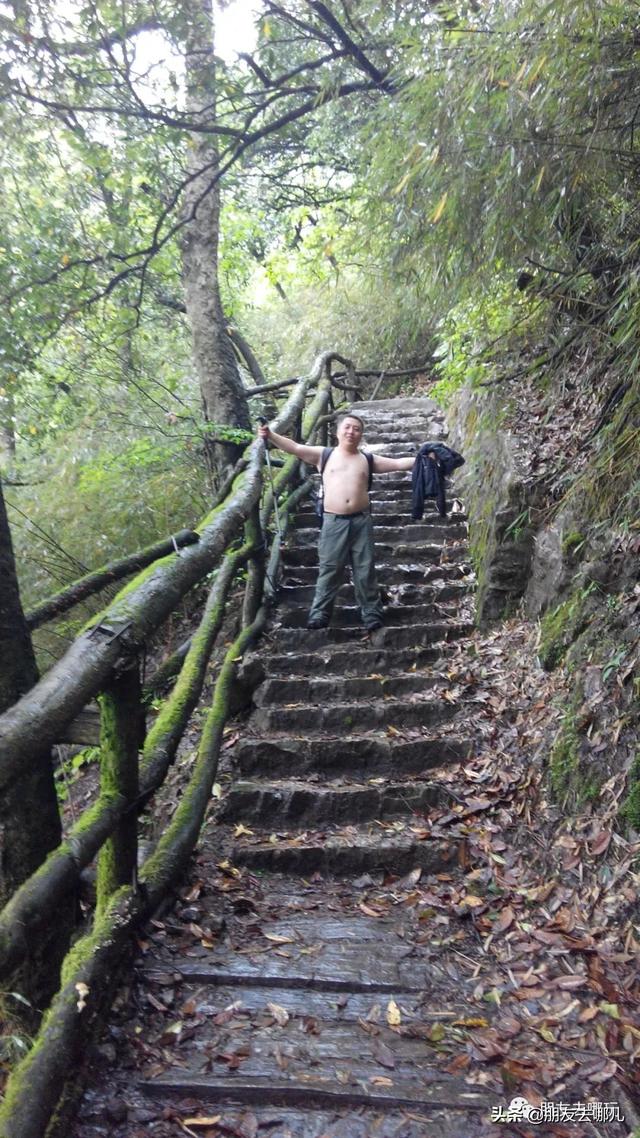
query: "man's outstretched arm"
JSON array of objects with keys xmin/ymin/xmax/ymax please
[
  {"xmin": 371, "ymin": 454, "xmax": 415, "ymax": 473},
  {"xmin": 258, "ymin": 424, "xmax": 324, "ymax": 467}
]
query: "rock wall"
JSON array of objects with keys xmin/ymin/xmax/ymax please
[{"xmin": 448, "ymin": 385, "xmax": 537, "ymax": 625}]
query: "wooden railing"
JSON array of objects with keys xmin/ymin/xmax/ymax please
[{"xmin": 0, "ymin": 351, "xmax": 363, "ymax": 1138}]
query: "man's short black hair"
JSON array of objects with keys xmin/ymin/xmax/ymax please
[{"xmin": 336, "ymin": 412, "xmax": 364, "ymax": 430}]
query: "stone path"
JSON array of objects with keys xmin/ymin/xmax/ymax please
[{"xmin": 73, "ymin": 398, "xmax": 510, "ymax": 1138}]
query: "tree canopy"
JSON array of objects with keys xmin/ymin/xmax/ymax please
[{"xmin": 1, "ymin": 0, "xmax": 639, "ymax": 621}]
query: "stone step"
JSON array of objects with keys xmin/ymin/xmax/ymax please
[
  {"xmin": 300, "ymin": 465, "xmax": 420, "ymax": 483},
  {"xmin": 362, "ymin": 443, "xmax": 421, "ymax": 457},
  {"xmin": 295, "ymin": 523, "xmax": 467, "ymax": 547},
  {"xmin": 359, "ymin": 428, "xmax": 439, "ymax": 436},
  {"xmin": 232, "ymin": 733, "xmax": 470, "ymax": 778},
  {"xmin": 135, "ymin": 1096, "xmax": 487, "ymax": 1137},
  {"xmin": 353, "ymin": 396, "xmax": 443, "ymax": 412},
  {"xmin": 267, "ymin": 620, "xmax": 474, "ymax": 651},
  {"xmin": 253, "ymin": 671, "xmax": 443, "ymax": 707},
  {"xmin": 358, "ymin": 410, "xmax": 442, "ymax": 422},
  {"xmin": 229, "ymin": 821, "xmax": 462, "ymax": 876},
  {"xmin": 299, "ymin": 485, "xmax": 464, "ymax": 502},
  {"xmin": 280, "ymin": 561, "xmax": 471, "ymax": 586},
  {"xmin": 277, "ymin": 579, "xmax": 472, "ymax": 607},
  {"xmin": 219, "ymin": 774, "xmax": 448, "ymax": 825},
  {"xmin": 257, "ymin": 642, "xmax": 444, "ymax": 677},
  {"xmin": 296, "ymin": 507, "xmax": 467, "ymax": 527},
  {"xmin": 299, "ymin": 476, "xmax": 459, "ymax": 500},
  {"xmin": 276, "ymin": 599, "xmax": 465, "ymax": 629},
  {"xmin": 360, "ymin": 432, "xmax": 446, "ymax": 445},
  {"xmin": 148, "ymin": 920, "xmax": 444, "ymax": 990},
  {"xmin": 143, "ymin": 978, "xmax": 470, "ymax": 1022},
  {"xmin": 293, "ymin": 521, "xmax": 462, "ymax": 543},
  {"xmin": 140, "ymin": 1073, "xmax": 491, "ymax": 1119},
  {"xmin": 250, "ymin": 695, "xmax": 458, "ymax": 734},
  {"xmin": 361, "ymin": 416, "xmax": 442, "ymax": 428},
  {"xmin": 283, "ymin": 540, "xmax": 469, "ymax": 567}
]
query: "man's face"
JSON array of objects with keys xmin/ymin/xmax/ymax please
[{"xmin": 337, "ymin": 416, "xmax": 363, "ymax": 448}]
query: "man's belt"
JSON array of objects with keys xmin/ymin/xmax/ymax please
[{"xmin": 325, "ymin": 509, "xmax": 369, "ymax": 520}]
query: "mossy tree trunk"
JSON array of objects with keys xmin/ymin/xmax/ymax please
[
  {"xmin": 0, "ymin": 477, "xmax": 68, "ymax": 1013},
  {"xmin": 96, "ymin": 662, "xmax": 144, "ymax": 915},
  {"xmin": 181, "ymin": 0, "xmax": 251, "ymax": 484}
]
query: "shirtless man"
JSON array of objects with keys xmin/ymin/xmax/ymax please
[{"xmin": 258, "ymin": 413, "xmax": 414, "ymax": 631}]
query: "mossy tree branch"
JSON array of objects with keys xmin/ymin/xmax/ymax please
[
  {"xmin": 0, "ymin": 351, "xmax": 338, "ymax": 795},
  {"xmin": 25, "ymin": 529, "xmax": 201, "ymax": 631},
  {"xmin": 0, "ymin": 609, "xmax": 267, "ymax": 1138},
  {"xmin": 0, "ymin": 540, "xmax": 254, "ymax": 978},
  {"xmin": 0, "ymin": 350, "xmax": 335, "ymax": 976}
]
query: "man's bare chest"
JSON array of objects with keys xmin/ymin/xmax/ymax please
[{"xmin": 324, "ymin": 453, "xmax": 368, "ymax": 486}]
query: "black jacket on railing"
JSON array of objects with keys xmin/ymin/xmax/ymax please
[{"xmin": 411, "ymin": 442, "xmax": 465, "ymax": 519}]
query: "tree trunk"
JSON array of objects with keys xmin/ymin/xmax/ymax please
[
  {"xmin": 0, "ymin": 477, "xmax": 66, "ymax": 1013},
  {"xmin": 181, "ymin": 0, "xmax": 250, "ymax": 483},
  {"xmin": 0, "ymin": 480, "xmax": 38, "ymax": 713},
  {"xmin": 0, "ymin": 387, "xmax": 16, "ymax": 468}
]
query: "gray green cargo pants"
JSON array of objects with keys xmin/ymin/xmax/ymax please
[{"xmin": 307, "ymin": 509, "xmax": 384, "ymax": 629}]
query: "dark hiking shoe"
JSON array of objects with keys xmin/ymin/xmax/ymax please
[
  {"xmin": 365, "ymin": 619, "xmax": 384, "ymax": 632},
  {"xmin": 306, "ymin": 618, "xmax": 329, "ymax": 630}
]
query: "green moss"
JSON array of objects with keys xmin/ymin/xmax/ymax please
[
  {"xmin": 579, "ymin": 777, "xmax": 603, "ymax": 804},
  {"xmin": 140, "ymin": 540, "xmax": 252, "ymax": 786},
  {"xmin": 620, "ymin": 755, "xmax": 640, "ymax": 832},
  {"xmin": 549, "ymin": 711, "xmax": 580, "ymax": 799},
  {"xmin": 96, "ymin": 681, "xmax": 139, "ymax": 915},
  {"xmin": 548, "ymin": 680, "xmax": 607, "ymax": 807},
  {"xmin": 539, "ymin": 586, "xmax": 595, "ymax": 671},
  {"xmin": 0, "ymin": 887, "xmax": 133, "ymax": 1137},
  {"xmin": 561, "ymin": 531, "xmax": 584, "ymax": 557}
]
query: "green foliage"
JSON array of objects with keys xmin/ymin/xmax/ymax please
[
  {"xmin": 503, "ymin": 509, "xmax": 531, "ymax": 545},
  {"xmin": 549, "ymin": 712, "xmax": 581, "ymax": 801},
  {"xmin": 429, "ymin": 282, "xmax": 544, "ymax": 401},
  {"xmin": 211, "ymin": 425, "xmax": 254, "ymax": 446},
  {"xmin": 0, "ymin": 990, "xmax": 33, "ymax": 1062},
  {"xmin": 561, "ymin": 532, "xmax": 585, "ymax": 558},
  {"xmin": 561, "ymin": 384, "xmax": 640, "ymax": 529},
  {"xmin": 620, "ymin": 755, "xmax": 640, "ymax": 833},
  {"xmin": 549, "ymin": 682, "xmax": 603, "ymax": 806},
  {"xmin": 364, "ymin": 0, "xmax": 640, "ymax": 293},
  {"xmin": 3, "ymin": 0, "xmax": 640, "ymax": 679},
  {"xmin": 54, "ymin": 746, "xmax": 100, "ymax": 804},
  {"xmin": 538, "ymin": 586, "xmax": 596, "ymax": 671},
  {"xmin": 77, "ymin": 440, "xmax": 178, "ymax": 493},
  {"xmin": 11, "ymin": 428, "xmax": 207, "ymax": 617}
]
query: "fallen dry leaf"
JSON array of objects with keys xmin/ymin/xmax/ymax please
[
  {"xmin": 373, "ymin": 1039, "xmax": 396, "ymax": 1069},
  {"xmin": 386, "ymin": 999, "xmax": 402, "ymax": 1026},
  {"xmin": 494, "ymin": 906, "xmax": 515, "ymax": 933},
  {"xmin": 266, "ymin": 1002, "xmax": 290, "ymax": 1027},
  {"xmin": 359, "ymin": 902, "xmax": 385, "ymax": 918},
  {"xmin": 589, "ymin": 829, "xmax": 612, "ymax": 856},
  {"xmin": 461, "ymin": 894, "xmax": 485, "ymax": 909}
]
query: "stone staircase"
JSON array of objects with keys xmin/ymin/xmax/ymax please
[
  {"xmin": 219, "ymin": 397, "xmax": 475, "ymax": 874},
  {"xmin": 74, "ymin": 398, "xmax": 496, "ymax": 1138}
]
